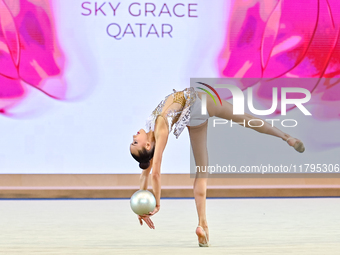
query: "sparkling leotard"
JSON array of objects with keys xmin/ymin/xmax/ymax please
[{"xmin": 145, "ymin": 87, "xmax": 198, "ymax": 139}]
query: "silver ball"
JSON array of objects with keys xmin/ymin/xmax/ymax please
[{"xmin": 130, "ymin": 190, "xmax": 156, "ymax": 215}]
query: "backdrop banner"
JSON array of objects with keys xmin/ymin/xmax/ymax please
[{"xmin": 0, "ymin": 0, "xmax": 339, "ymax": 174}]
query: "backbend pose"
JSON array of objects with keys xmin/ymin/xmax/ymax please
[{"xmin": 129, "ymin": 86, "xmax": 304, "ymax": 247}]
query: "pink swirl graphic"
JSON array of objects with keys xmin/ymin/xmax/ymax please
[
  {"xmin": 218, "ymin": 0, "xmax": 340, "ymax": 120},
  {"xmin": 0, "ymin": 0, "xmax": 65, "ymax": 116}
]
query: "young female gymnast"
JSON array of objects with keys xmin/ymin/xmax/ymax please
[{"xmin": 129, "ymin": 85, "xmax": 305, "ymax": 247}]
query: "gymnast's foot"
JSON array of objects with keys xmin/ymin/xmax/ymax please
[
  {"xmin": 196, "ymin": 225, "xmax": 210, "ymax": 247},
  {"xmin": 285, "ymin": 136, "xmax": 305, "ymax": 153}
]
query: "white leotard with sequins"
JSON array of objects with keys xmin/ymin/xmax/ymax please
[{"xmin": 145, "ymin": 87, "xmax": 210, "ymax": 139}]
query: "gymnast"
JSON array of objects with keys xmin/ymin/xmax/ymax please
[{"xmin": 129, "ymin": 85, "xmax": 305, "ymax": 247}]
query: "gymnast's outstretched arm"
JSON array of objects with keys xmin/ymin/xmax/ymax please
[
  {"xmin": 137, "ymin": 158, "xmax": 156, "ymax": 229},
  {"xmin": 139, "ymin": 158, "xmax": 153, "ymax": 190},
  {"xmin": 150, "ymin": 127, "xmax": 168, "ymax": 210}
]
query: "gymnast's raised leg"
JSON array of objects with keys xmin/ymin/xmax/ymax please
[{"xmin": 199, "ymin": 92, "xmax": 304, "ymax": 152}]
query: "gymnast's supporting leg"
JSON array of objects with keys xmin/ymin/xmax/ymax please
[{"xmin": 188, "ymin": 122, "xmax": 210, "ymax": 246}]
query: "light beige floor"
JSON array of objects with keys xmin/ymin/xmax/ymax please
[{"xmin": 0, "ymin": 198, "xmax": 339, "ymax": 254}]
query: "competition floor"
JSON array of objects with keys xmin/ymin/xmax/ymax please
[{"xmin": 0, "ymin": 198, "xmax": 339, "ymax": 254}]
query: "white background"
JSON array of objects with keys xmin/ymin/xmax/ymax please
[{"xmin": 0, "ymin": 0, "xmax": 339, "ymax": 174}]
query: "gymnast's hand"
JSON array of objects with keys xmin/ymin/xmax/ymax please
[
  {"xmin": 148, "ymin": 204, "xmax": 160, "ymax": 216},
  {"xmin": 138, "ymin": 214, "xmax": 155, "ymax": 229},
  {"xmin": 138, "ymin": 205, "xmax": 160, "ymax": 229}
]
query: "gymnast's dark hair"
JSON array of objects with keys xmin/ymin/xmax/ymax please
[{"xmin": 131, "ymin": 146, "xmax": 155, "ymax": 170}]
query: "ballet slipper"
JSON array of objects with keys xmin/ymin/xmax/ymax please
[
  {"xmin": 196, "ymin": 226, "xmax": 210, "ymax": 247},
  {"xmin": 286, "ymin": 137, "xmax": 305, "ymax": 153}
]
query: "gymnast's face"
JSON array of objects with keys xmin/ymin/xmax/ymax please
[{"xmin": 130, "ymin": 129, "xmax": 149, "ymax": 155}]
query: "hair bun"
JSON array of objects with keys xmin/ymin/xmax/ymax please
[{"xmin": 139, "ymin": 161, "xmax": 150, "ymax": 169}]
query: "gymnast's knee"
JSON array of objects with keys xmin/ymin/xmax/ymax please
[{"xmin": 193, "ymin": 187, "xmax": 206, "ymax": 197}]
